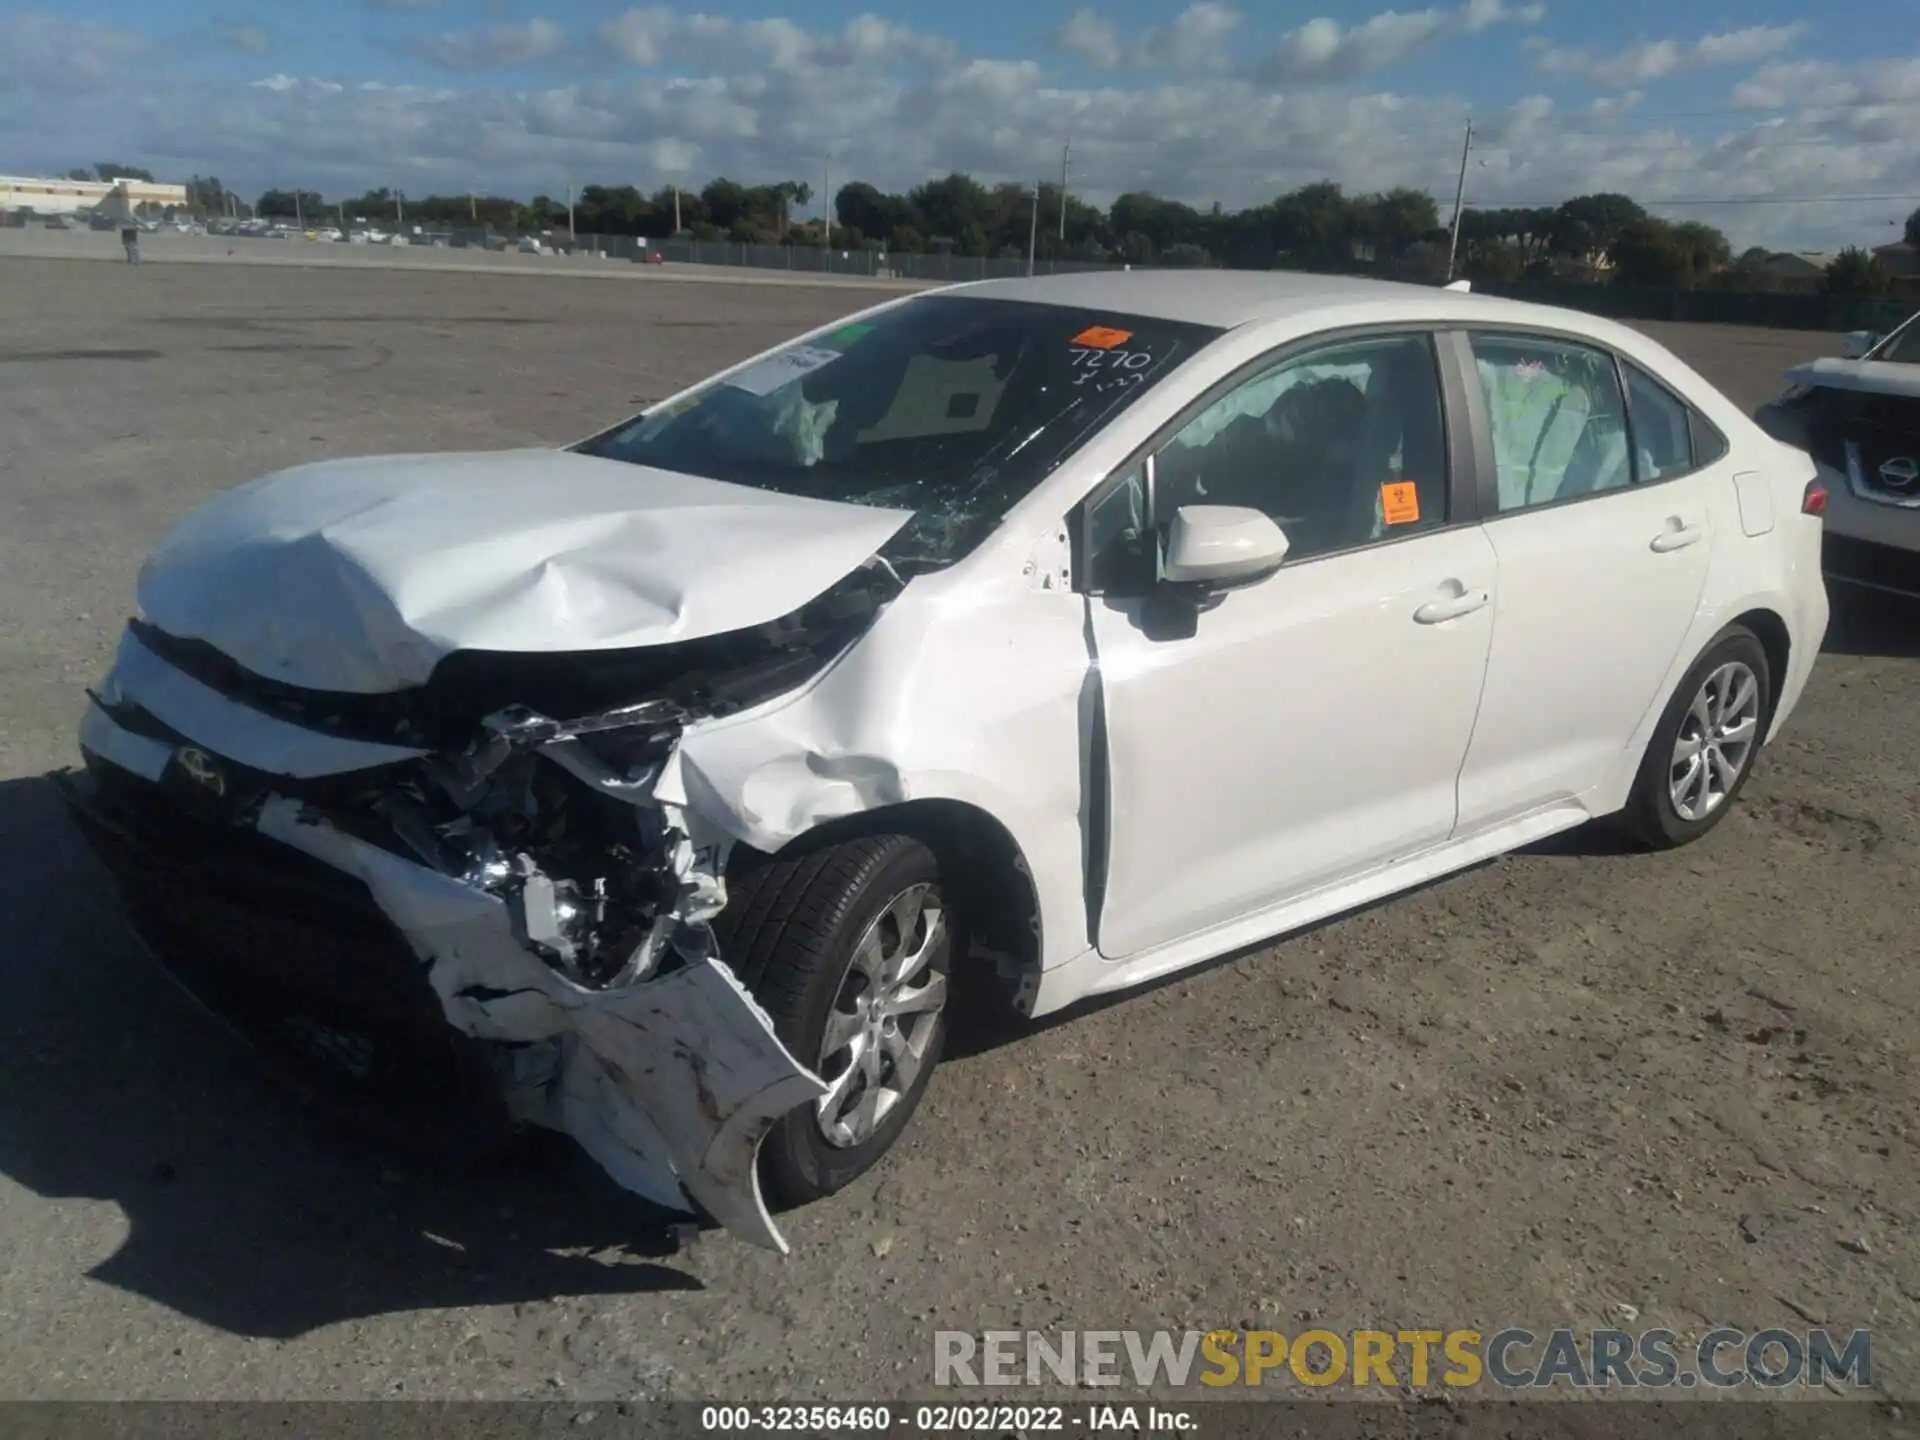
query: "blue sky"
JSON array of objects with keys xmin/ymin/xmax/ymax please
[{"xmin": 4, "ymin": 0, "xmax": 1917, "ymax": 247}]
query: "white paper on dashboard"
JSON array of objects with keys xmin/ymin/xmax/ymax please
[{"xmin": 725, "ymin": 345, "xmax": 843, "ymax": 397}]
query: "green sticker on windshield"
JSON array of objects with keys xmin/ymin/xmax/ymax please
[{"xmin": 829, "ymin": 322, "xmax": 874, "ymax": 345}]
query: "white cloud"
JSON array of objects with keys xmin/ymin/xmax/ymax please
[
  {"xmin": 1730, "ymin": 56, "xmax": 1920, "ymax": 111},
  {"xmin": 1260, "ymin": 12, "xmax": 1449, "ymax": 81},
  {"xmin": 213, "ymin": 21, "xmax": 270, "ymax": 57},
  {"xmin": 1161, "ymin": 3, "xmax": 1244, "ymax": 70},
  {"xmin": 3, "ymin": 9, "xmax": 1915, "ymax": 253},
  {"xmin": 1461, "ymin": 0, "xmax": 1546, "ymax": 31},
  {"xmin": 1051, "ymin": 3, "xmax": 1243, "ymax": 73},
  {"xmin": 1586, "ymin": 90, "xmax": 1644, "ymax": 121},
  {"xmin": 249, "ymin": 75, "xmax": 345, "ymax": 95},
  {"xmin": 1052, "ymin": 10, "xmax": 1124, "ymax": 69},
  {"xmin": 595, "ymin": 8, "xmax": 959, "ymax": 74},
  {"xmin": 1254, "ymin": 0, "xmax": 1543, "ymax": 82},
  {"xmin": 1531, "ymin": 23, "xmax": 1805, "ymax": 87},
  {"xmin": 416, "ymin": 18, "xmax": 570, "ymax": 72},
  {"xmin": 0, "ymin": 11, "xmax": 146, "ymax": 90},
  {"xmin": 1056, "ymin": 0, "xmax": 1538, "ymax": 78}
]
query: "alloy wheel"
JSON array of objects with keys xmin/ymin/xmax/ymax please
[
  {"xmin": 814, "ymin": 882, "xmax": 949, "ymax": 1149},
  {"xmin": 1668, "ymin": 660, "xmax": 1761, "ymax": 823}
]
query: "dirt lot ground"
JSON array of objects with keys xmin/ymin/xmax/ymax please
[{"xmin": 0, "ymin": 257, "xmax": 1914, "ymax": 1409}]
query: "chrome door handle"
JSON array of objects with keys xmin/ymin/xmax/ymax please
[
  {"xmin": 1650, "ymin": 523, "xmax": 1704, "ymax": 553},
  {"xmin": 1414, "ymin": 589, "xmax": 1490, "ymax": 624}
]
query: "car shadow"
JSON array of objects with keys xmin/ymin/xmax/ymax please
[
  {"xmin": 0, "ymin": 773, "xmax": 704, "ymax": 1343},
  {"xmin": 947, "ymin": 857, "xmax": 1503, "ymax": 1061},
  {"xmin": 1824, "ymin": 587, "xmax": 1920, "ymax": 659},
  {"xmin": 1515, "ymin": 819, "xmax": 1642, "ymax": 859}
]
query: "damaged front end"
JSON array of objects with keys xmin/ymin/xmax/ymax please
[{"xmin": 62, "ymin": 562, "xmax": 903, "ymax": 1252}]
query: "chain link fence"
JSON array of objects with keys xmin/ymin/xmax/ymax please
[
  {"xmin": 1478, "ymin": 280, "xmax": 1916, "ymax": 334},
  {"xmin": 436, "ymin": 225, "xmax": 1916, "ymax": 333},
  {"xmin": 548, "ymin": 231, "xmax": 1133, "ymax": 282}
]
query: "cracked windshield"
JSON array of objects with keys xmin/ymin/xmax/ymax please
[{"xmin": 576, "ymin": 294, "xmax": 1221, "ymax": 565}]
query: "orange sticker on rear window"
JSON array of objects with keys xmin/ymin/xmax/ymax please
[
  {"xmin": 1072, "ymin": 325, "xmax": 1134, "ymax": 349},
  {"xmin": 1381, "ymin": 482, "xmax": 1421, "ymax": 525}
]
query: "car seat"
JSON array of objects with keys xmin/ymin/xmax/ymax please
[{"xmin": 1346, "ymin": 343, "xmax": 1447, "ymax": 542}]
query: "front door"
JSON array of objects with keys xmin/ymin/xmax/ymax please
[{"xmin": 1086, "ymin": 331, "xmax": 1497, "ymax": 962}]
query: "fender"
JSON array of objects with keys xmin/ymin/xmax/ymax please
[{"xmin": 669, "ymin": 574, "xmax": 1097, "ymax": 976}]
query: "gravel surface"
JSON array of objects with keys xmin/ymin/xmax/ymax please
[{"xmin": 0, "ymin": 258, "xmax": 1914, "ymax": 1406}]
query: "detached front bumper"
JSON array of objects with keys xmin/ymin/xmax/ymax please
[
  {"xmin": 64, "ymin": 682, "xmax": 826, "ymax": 1253},
  {"xmin": 57, "ymin": 759, "xmax": 518, "ymax": 1159}
]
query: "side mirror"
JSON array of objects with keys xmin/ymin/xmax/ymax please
[
  {"xmin": 1161, "ymin": 505, "xmax": 1290, "ymax": 589},
  {"xmin": 1839, "ymin": 331, "xmax": 1880, "ymax": 360}
]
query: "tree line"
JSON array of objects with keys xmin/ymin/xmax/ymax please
[
  {"xmin": 174, "ymin": 169, "xmax": 1919, "ymax": 296},
  {"xmin": 65, "ymin": 163, "xmax": 159, "ymax": 184}
]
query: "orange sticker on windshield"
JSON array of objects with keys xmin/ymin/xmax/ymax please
[
  {"xmin": 1072, "ymin": 325, "xmax": 1134, "ymax": 349},
  {"xmin": 1381, "ymin": 482, "xmax": 1421, "ymax": 525}
]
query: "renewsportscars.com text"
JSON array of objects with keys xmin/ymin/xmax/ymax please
[{"xmin": 934, "ymin": 1327, "xmax": 1872, "ymax": 1391}]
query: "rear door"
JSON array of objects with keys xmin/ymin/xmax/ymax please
[{"xmin": 1451, "ymin": 329, "xmax": 1722, "ymax": 835}]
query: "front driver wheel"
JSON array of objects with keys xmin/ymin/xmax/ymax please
[
  {"xmin": 1620, "ymin": 625, "xmax": 1772, "ymax": 850},
  {"xmin": 716, "ymin": 834, "xmax": 953, "ymax": 1209}
]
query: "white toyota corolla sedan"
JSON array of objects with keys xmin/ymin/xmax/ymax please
[{"xmin": 62, "ymin": 270, "xmax": 1830, "ymax": 1251}]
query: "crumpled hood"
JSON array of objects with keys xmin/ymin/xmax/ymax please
[
  {"xmin": 1784, "ymin": 357, "xmax": 1920, "ymax": 400},
  {"xmin": 137, "ymin": 448, "xmax": 914, "ymax": 694}
]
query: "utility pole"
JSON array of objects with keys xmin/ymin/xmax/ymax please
[
  {"xmin": 1445, "ymin": 118, "xmax": 1473, "ymax": 283},
  {"xmin": 822, "ymin": 155, "xmax": 831, "ymax": 249},
  {"xmin": 1058, "ymin": 138, "xmax": 1071, "ymax": 247},
  {"xmin": 1027, "ymin": 181, "xmax": 1040, "ymax": 276},
  {"xmin": 396, "ymin": 189, "xmax": 405, "ymax": 228},
  {"xmin": 672, "ymin": 183, "xmax": 681, "ymax": 234},
  {"xmin": 469, "ymin": 189, "xmax": 477, "ymax": 222},
  {"xmin": 294, "ymin": 187, "xmax": 303, "ymax": 229}
]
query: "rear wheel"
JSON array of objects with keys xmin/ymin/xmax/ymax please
[
  {"xmin": 715, "ymin": 834, "xmax": 953, "ymax": 1208},
  {"xmin": 1620, "ymin": 626, "xmax": 1771, "ymax": 850}
]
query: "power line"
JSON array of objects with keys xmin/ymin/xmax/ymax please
[
  {"xmin": 1058, "ymin": 158, "xmax": 1920, "ymax": 211},
  {"xmin": 1478, "ymin": 192, "xmax": 1920, "ymax": 209},
  {"xmin": 1566, "ymin": 97, "xmax": 1918, "ymax": 123},
  {"xmin": 1051, "ymin": 106, "xmax": 1917, "ymax": 159},
  {"xmin": 1065, "ymin": 125, "xmax": 1916, "ymax": 173},
  {"xmin": 1478, "ymin": 131, "xmax": 1913, "ymax": 148},
  {"xmin": 1073, "ymin": 151, "xmax": 1920, "ymax": 205}
]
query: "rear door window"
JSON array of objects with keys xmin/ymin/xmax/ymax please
[{"xmin": 1469, "ymin": 334, "xmax": 1631, "ymax": 512}]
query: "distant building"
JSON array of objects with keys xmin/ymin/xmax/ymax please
[
  {"xmin": 1872, "ymin": 241, "xmax": 1919, "ymax": 278},
  {"xmin": 1758, "ymin": 251, "xmax": 1835, "ymax": 279},
  {"xmin": 0, "ymin": 173, "xmax": 190, "ymax": 216},
  {"xmin": 1746, "ymin": 251, "xmax": 1835, "ymax": 293}
]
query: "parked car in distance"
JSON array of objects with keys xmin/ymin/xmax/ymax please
[
  {"xmin": 61, "ymin": 271, "xmax": 1830, "ymax": 1254},
  {"xmin": 1756, "ymin": 308, "xmax": 1920, "ymax": 599}
]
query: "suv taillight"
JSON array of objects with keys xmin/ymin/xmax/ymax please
[{"xmin": 1802, "ymin": 480, "xmax": 1829, "ymax": 516}]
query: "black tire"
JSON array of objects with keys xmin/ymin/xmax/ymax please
[
  {"xmin": 1619, "ymin": 625, "xmax": 1772, "ymax": 851},
  {"xmin": 714, "ymin": 833, "xmax": 954, "ymax": 1209}
]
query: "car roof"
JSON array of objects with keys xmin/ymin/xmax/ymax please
[
  {"xmin": 943, "ymin": 267, "xmax": 1615, "ymax": 336},
  {"xmin": 929, "ymin": 267, "xmax": 1754, "ymax": 431}
]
